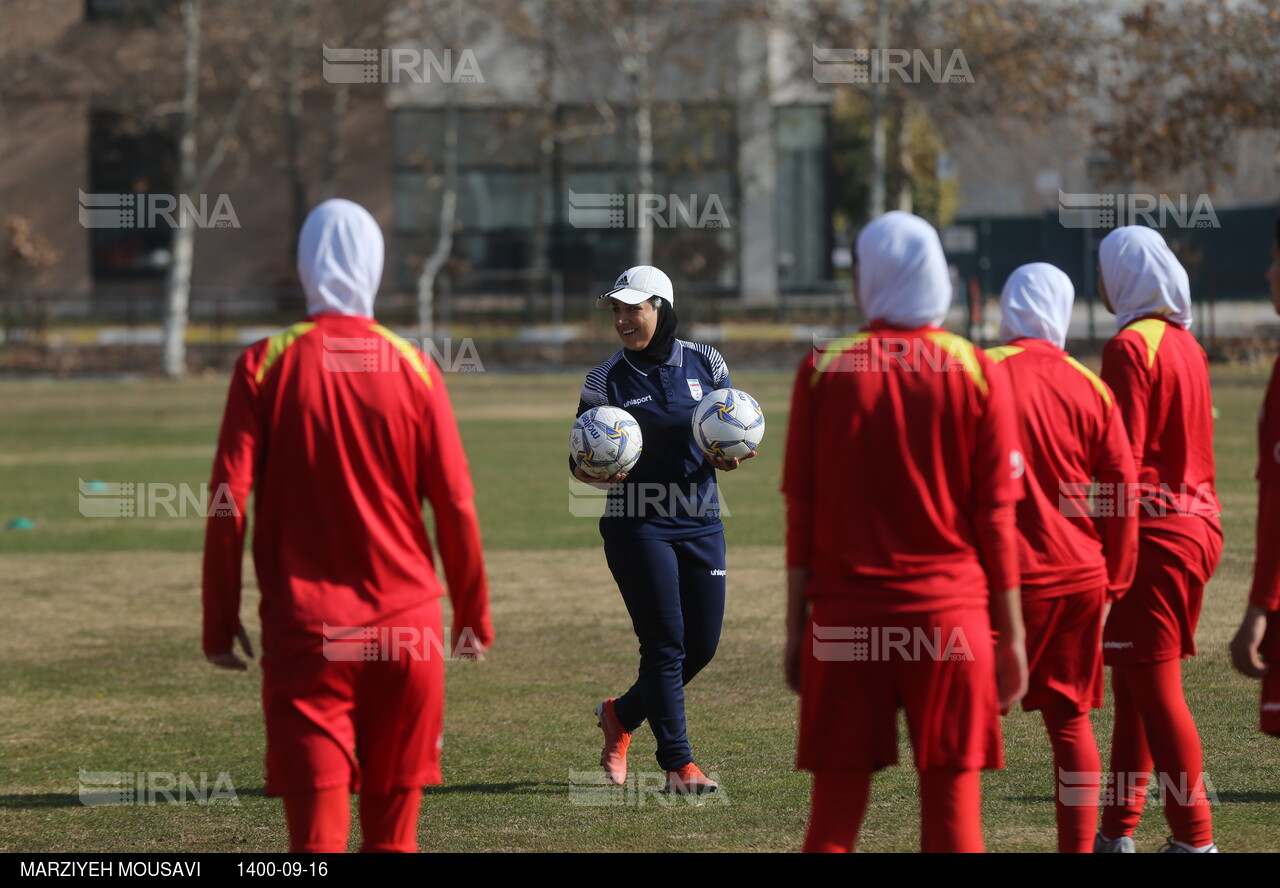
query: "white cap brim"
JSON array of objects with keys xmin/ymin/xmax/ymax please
[{"xmin": 595, "ymin": 287, "xmax": 673, "ymax": 309}]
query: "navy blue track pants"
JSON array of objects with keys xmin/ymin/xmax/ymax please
[{"xmin": 604, "ymin": 531, "xmax": 726, "ymax": 770}]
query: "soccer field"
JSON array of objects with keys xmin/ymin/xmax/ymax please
[{"xmin": 0, "ymin": 365, "xmax": 1277, "ymax": 853}]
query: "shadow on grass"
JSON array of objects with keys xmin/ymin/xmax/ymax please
[
  {"xmin": 0, "ymin": 787, "xmax": 267, "ymax": 810},
  {"xmin": 424, "ymin": 782, "xmax": 562, "ymax": 796},
  {"xmin": 1004, "ymin": 791, "xmax": 1280, "ymax": 804},
  {"xmin": 0, "ymin": 784, "xmax": 572, "ymax": 808},
  {"xmin": 1213, "ymin": 791, "xmax": 1280, "ymax": 803},
  {"xmin": 0, "ymin": 794, "xmax": 82, "ymax": 810}
]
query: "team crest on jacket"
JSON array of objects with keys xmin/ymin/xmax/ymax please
[{"xmin": 687, "ymin": 379, "xmax": 703, "ymax": 400}]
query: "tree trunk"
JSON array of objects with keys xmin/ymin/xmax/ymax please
[
  {"xmin": 896, "ymin": 100, "xmax": 913, "ymax": 213},
  {"xmin": 632, "ymin": 8, "xmax": 654, "ymax": 266},
  {"xmin": 528, "ymin": 0, "xmax": 556, "ymax": 293},
  {"xmin": 867, "ymin": 0, "xmax": 888, "ymax": 220},
  {"xmin": 162, "ymin": 0, "xmax": 200, "ymax": 379},
  {"xmin": 635, "ymin": 95, "xmax": 653, "ymax": 266},
  {"xmin": 320, "ymin": 82, "xmax": 349, "ymax": 201},
  {"xmin": 284, "ymin": 0, "xmax": 307, "ymax": 254},
  {"xmin": 417, "ymin": 100, "xmax": 459, "ymax": 338}
]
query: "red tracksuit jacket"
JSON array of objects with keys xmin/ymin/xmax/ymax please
[
  {"xmin": 1251, "ymin": 356, "xmax": 1280, "ymax": 612},
  {"xmin": 987, "ymin": 337, "xmax": 1138, "ymax": 602},
  {"xmin": 201, "ymin": 313, "xmax": 492, "ymax": 661},
  {"xmin": 783, "ymin": 324, "xmax": 1023, "ymax": 613}
]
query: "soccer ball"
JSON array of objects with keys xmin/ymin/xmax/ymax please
[
  {"xmin": 691, "ymin": 388, "xmax": 765, "ymax": 460},
  {"xmin": 571, "ymin": 406, "xmax": 643, "ymax": 478}
]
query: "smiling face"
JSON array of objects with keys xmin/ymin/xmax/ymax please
[{"xmin": 611, "ymin": 297, "xmax": 660, "ymax": 350}]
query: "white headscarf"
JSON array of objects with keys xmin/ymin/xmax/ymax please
[
  {"xmin": 1098, "ymin": 226, "xmax": 1192, "ymax": 331},
  {"xmin": 999, "ymin": 262, "xmax": 1075, "ymax": 349},
  {"xmin": 297, "ymin": 199, "xmax": 384, "ymax": 318},
  {"xmin": 855, "ymin": 211, "xmax": 952, "ymax": 328}
]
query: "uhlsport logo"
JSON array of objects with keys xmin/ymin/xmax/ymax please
[
  {"xmin": 566, "ymin": 190, "xmax": 730, "ymax": 230},
  {"xmin": 321, "ymin": 45, "xmax": 483, "ymax": 84},
  {"xmin": 812, "ymin": 45, "xmax": 973, "ymax": 84},
  {"xmin": 78, "ymin": 191, "xmax": 239, "ymax": 229},
  {"xmin": 1057, "ymin": 190, "xmax": 1219, "ymax": 229}
]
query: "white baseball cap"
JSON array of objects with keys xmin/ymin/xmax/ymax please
[{"xmin": 596, "ymin": 265, "xmax": 674, "ymax": 308}]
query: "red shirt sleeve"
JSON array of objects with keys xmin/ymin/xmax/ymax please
[
  {"xmin": 201, "ymin": 349, "xmax": 261, "ymax": 657},
  {"xmin": 1251, "ymin": 358, "xmax": 1280, "ymax": 611},
  {"xmin": 417, "ymin": 361, "xmax": 493, "ymax": 650},
  {"xmin": 1101, "ymin": 336, "xmax": 1150, "ymax": 468},
  {"xmin": 782, "ymin": 354, "xmax": 817, "ymax": 571},
  {"xmin": 971, "ymin": 353, "xmax": 1023, "ymax": 592},
  {"xmin": 1096, "ymin": 389, "xmax": 1139, "ymax": 602},
  {"xmin": 1249, "ymin": 479, "xmax": 1280, "ymax": 612}
]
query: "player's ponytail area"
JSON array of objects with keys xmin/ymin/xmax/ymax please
[{"xmin": 0, "ymin": 368, "xmax": 1275, "ymax": 852}]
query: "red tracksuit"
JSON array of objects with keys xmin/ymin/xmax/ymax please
[
  {"xmin": 1250, "ymin": 356, "xmax": 1280, "ymax": 736},
  {"xmin": 784, "ymin": 324, "xmax": 1023, "ymax": 774},
  {"xmin": 1101, "ymin": 317, "xmax": 1221, "ymax": 662},
  {"xmin": 987, "ymin": 337, "xmax": 1138, "ymax": 853},
  {"xmin": 1098, "ymin": 315, "xmax": 1219, "ymax": 847},
  {"xmin": 202, "ymin": 313, "xmax": 492, "ymax": 801},
  {"xmin": 988, "ymin": 337, "xmax": 1137, "ymax": 704}
]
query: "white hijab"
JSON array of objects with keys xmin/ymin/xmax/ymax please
[
  {"xmin": 999, "ymin": 262, "xmax": 1075, "ymax": 349},
  {"xmin": 1098, "ymin": 226, "xmax": 1192, "ymax": 331},
  {"xmin": 297, "ymin": 199, "xmax": 384, "ymax": 318},
  {"xmin": 855, "ymin": 211, "xmax": 952, "ymax": 328}
]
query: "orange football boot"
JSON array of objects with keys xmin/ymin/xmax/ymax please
[
  {"xmin": 595, "ymin": 699, "xmax": 631, "ymax": 786},
  {"xmin": 664, "ymin": 762, "xmax": 718, "ymax": 795}
]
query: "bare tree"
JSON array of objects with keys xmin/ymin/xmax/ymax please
[
  {"xmin": 1097, "ymin": 0, "xmax": 1280, "ymax": 183},
  {"xmin": 160, "ymin": 0, "xmax": 284, "ymax": 378},
  {"xmin": 797, "ymin": 0, "xmax": 1106, "ymax": 225}
]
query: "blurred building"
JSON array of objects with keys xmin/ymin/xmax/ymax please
[
  {"xmin": 384, "ymin": 2, "xmax": 834, "ymax": 307},
  {"xmin": 0, "ymin": 0, "xmax": 836, "ymax": 317},
  {"xmin": 0, "ymin": 0, "xmax": 393, "ymax": 320}
]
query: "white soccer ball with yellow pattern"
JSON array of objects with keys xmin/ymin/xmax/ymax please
[{"xmin": 691, "ymin": 388, "xmax": 765, "ymax": 460}]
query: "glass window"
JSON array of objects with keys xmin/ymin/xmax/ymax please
[
  {"xmin": 86, "ymin": 109, "xmax": 177, "ymax": 280},
  {"xmin": 776, "ymin": 105, "xmax": 830, "ymax": 288}
]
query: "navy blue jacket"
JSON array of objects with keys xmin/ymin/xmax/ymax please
[{"xmin": 574, "ymin": 340, "xmax": 731, "ymax": 540}]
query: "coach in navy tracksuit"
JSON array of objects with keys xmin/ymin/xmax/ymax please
[{"xmin": 574, "ymin": 265, "xmax": 751, "ymax": 795}]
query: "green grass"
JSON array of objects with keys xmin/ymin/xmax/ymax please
[{"xmin": 0, "ymin": 365, "xmax": 1277, "ymax": 852}]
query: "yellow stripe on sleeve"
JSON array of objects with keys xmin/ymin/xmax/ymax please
[
  {"xmin": 1062, "ymin": 355, "xmax": 1113, "ymax": 408},
  {"xmin": 811, "ymin": 331, "xmax": 873, "ymax": 383},
  {"xmin": 926, "ymin": 330, "xmax": 988, "ymax": 395},
  {"xmin": 984, "ymin": 345, "xmax": 1025, "ymax": 364},
  {"xmin": 254, "ymin": 321, "xmax": 317, "ymax": 383},
  {"xmin": 1121, "ymin": 318, "xmax": 1167, "ymax": 369},
  {"xmin": 370, "ymin": 323, "xmax": 434, "ymax": 389}
]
